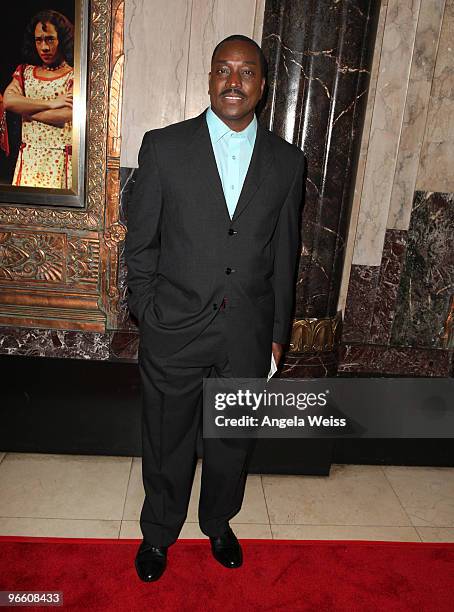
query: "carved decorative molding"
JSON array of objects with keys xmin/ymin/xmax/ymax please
[
  {"xmin": 104, "ymin": 221, "xmax": 126, "ymax": 247},
  {"xmin": 0, "ymin": 0, "xmax": 125, "ymax": 332},
  {"xmin": 289, "ymin": 312, "xmax": 342, "ymax": 353},
  {"xmin": 0, "ymin": 231, "xmax": 65, "ymax": 282},
  {"xmin": 441, "ymin": 295, "xmax": 454, "ymax": 349},
  {"xmin": 67, "ymin": 237, "xmax": 100, "ymax": 284},
  {"xmin": 102, "ymin": 0, "xmax": 126, "ymax": 323}
]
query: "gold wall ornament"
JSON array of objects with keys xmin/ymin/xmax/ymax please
[
  {"xmin": 104, "ymin": 222, "xmax": 126, "ymax": 248},
  {"xmin": 0, "ymin": 0, "xmax": 125, "ymax": 332},
  {"xmin": 67, "ymin": 237, "xmax": 100, "ymax": 284},
  {"xmin": 108, "ymin": 55, "xmax": 124, "ymax": 159},
  {"xmin": 289, "ymin": 312, "xmax": 343, "ymax": 353},
  {"xmin": 0, "ymin": 231, "xmax": 65, "ymax": 282},
  {"xmin": 441, "ymin": 295, "xmax": 454, "ymax": 349}
]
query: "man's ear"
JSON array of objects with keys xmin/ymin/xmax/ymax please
[
  {"xmin": 260, "ymin": 77, "xmax": 266, "ymax": 97},
  {"xmin": 208, "ymin": 72, "xmax": 212, "ymax": 95}
]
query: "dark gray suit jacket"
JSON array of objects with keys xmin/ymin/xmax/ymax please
[{"xmin": 125, "ymin": 109, "xmax": 306, "ymax": 377}]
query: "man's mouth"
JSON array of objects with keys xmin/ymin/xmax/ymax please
[
  {"xmin": 222, "ymin": 90, "xmax": 245, "ymax": 101},
  {"xmin": 222, "ymin": 94, "xmax": 245, "ymax": 102}
]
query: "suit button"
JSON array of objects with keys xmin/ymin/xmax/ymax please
[
  {"xmin": 225, "ymin": 267, "xmax": 232, "ymax": 275},
  {"xmin": 228, "ymin": 228, "xmax": 237, "ymax": 236},
  {"xmin": 213, "ymin": 304, "xmax": 218, "ymax": 310}
]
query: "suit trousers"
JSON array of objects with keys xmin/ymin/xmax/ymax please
[{"xmin": 138, "ymin": 306, "xmax": 256, "ymax": 546}]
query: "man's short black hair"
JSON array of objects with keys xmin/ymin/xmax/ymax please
[{"xmin": 211, "ymin": 34, "xmax": 267, "ymax": 80}]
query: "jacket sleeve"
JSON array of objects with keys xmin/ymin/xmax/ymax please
[
  {"xmin": 125, "ymin": 132, "xmax": 163, "ymax": 324},
  {"xmin": 271, "ymin": 153, "xmax": 306, "ymax": 344}
]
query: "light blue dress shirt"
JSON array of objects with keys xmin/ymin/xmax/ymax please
[{"xmin": 206, "ymin": 106, "xmax": 257, "ymax": 219}]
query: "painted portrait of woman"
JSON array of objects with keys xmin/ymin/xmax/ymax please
[{"xmin": 2, "ymin": 10, "xmax": 74, "ymax": 189}]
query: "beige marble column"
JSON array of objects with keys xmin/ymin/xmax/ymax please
[
  {"xmin": 120, "ymin": 0, "xmax": 192, "ymax": 167},
  {"xmin": 352, "ymin": 0, "xmax": 422, "ymax": 268},
  {"xmin": 387, "ymin": 0, "xmax": 446, "ymax": 230},
  {"xmin": 416, "ymin": 0, "xmax": 454, "ymax": 193},
  {"xmin": 338, "ymin": 0, "xmax": 447, "ymax": 312},
  {"xmin": 120, "ymin": 0, "xmax": 266, "ymax": 167}
]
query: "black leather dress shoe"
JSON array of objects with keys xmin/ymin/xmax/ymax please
[
  {"xmin": 209, "ymin": 526, "xmax": 243, "ymax": 568},
  {"xmin": 135, "ymin": 540, "xmax": 168, "ymax": 582}
]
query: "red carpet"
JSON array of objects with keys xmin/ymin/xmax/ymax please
[{"xmin": 1, "ymin": 536, "xmax": 454, "ymax": 611}]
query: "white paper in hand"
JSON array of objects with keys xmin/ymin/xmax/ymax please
[{"xmin": 267, "ymin": 354, "xmax": 277, "ymax": 381}]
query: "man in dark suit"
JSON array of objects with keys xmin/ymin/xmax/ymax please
[{"xmin": 126, "ymin": 34, "xmax": 306, "ymax": 581}]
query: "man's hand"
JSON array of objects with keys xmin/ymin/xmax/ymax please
[{"xmin": 272, "ymin": 342, "xmax": 285, "ymax": 366}]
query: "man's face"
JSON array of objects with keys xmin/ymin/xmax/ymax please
[
  {"xmin": 208, "ymin": 39, "xmax": 265, "ymax": 130},
  {"xmin": 35, "ymin": 22, "xmax": 61, "ymax": 66}
]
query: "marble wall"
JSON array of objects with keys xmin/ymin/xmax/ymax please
[
  {"xmin": 341, "ymin": 0, "xmax": 454, "ymax": 371},
  {"xmin": 120, "ymin": 0, "xmax": 265, "ymax": 168},
  {"xmin": 2, "ymin": 0, "xmax": 452, "ymax": 373},
  {"xmin": 344, "ymin": 0, "xmax": 446, "ymax": 270},
  {"xmin": 391, "ymin": 191, "xmax": 454, "ymax": 348}
]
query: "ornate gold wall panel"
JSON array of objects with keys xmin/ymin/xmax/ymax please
[
  {"xmin": 0, "ymin": 0, "xmax": 125, "ymax": 332},
  {"xmin": 289, "ymin": 313, "xmax": 342, "ymax": 354},
  {"xmin": 441, "ymin": 295, "xmax": 454, "ymax": 349}
]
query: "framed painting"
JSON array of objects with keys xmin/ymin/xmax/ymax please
[
  {"xmin": 0, "ymin": 0, "xmax": 88, "ymax": 207},
  {"xmin": 0, "ymin": 0, "xmax": 125, "ymax": 332}
]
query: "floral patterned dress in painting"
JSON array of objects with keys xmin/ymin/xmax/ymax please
[{"xmin": 12, "ymin": 64, "xmax": 73, "ymax": 188}]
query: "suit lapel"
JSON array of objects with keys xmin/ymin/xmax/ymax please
[
  {"xmin": 189, "ymin": 112, "xmax": 231, "ymax": 225},
  {"xmin": 188, "ymin": 111, "xmax": 274, "ymax": 225},
  {"xmin": 232, "ymin": 123, "xmax": 273, "ymax": 223}
]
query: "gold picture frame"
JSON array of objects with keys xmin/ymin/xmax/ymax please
[
  {"xmin": 0, "ymin": 0, "xmax": 87, "ymax": 206},
  {"xmin": 0, "ymin": 0, "xmax": 125, "ymax": 331}
]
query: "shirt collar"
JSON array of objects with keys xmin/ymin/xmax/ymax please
[{"xmin": 206, "ymin": 106, "xmax": 257, "ymax": 147}]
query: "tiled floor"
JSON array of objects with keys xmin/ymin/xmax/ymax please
[{"xmin": 0, "ymin": 451, "xmax": 453, "ymax": 542}]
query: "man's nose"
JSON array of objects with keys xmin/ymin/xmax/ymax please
[{"xmin": 226, "ymin": 71, "xmax": 242, "ymax": 89}]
